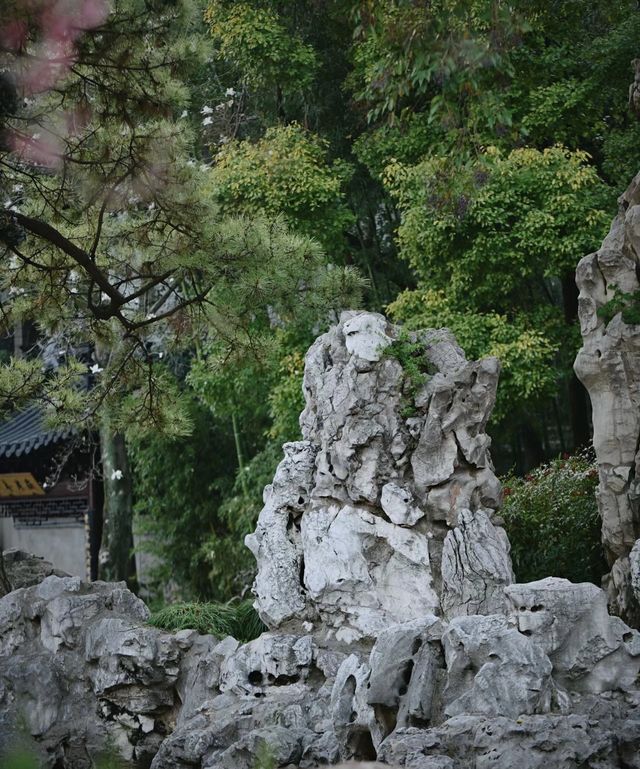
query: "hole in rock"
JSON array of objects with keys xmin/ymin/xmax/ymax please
[
  {"xmin": 273, "ymin": 674, "xmax": 300, "ymax": 686},
  {"xmin": 298, "ymin": 496, "xmax": 305, "ymax": 505},
  {"xmin": 411, "ymin": 638, "xmax": 423, "ymax": 655},
  {"xmin": 520, "ymin": 629, "xmax": 533, "ymax": 637},
  {"xmin": 409, "ymin": 715, "xmax": 430, "ymax": 729},
  {"xmin": 349, "ymin": 730, "xmax": 377, "ymax": 761},
  {"xmin": 530, "ymin": 604, "xmax": 544, "ymax": 612},
  {"xmin": 248, "ymin": 671, "xmax": 263, "ymax": 685},
  {"xmin": 340, "ymin": 674, "xmax": 357, "ymax": 723},
  {"xmin": 402, "ymin": 659, "xmax": 415, "ymax": 685},
  {"xmin": 623, "ymin": 632, "xmax": 633, "ymax": 642},
  {"xmin": 374, "ymin": 704, "xmax": 397, "ymax": 736}
]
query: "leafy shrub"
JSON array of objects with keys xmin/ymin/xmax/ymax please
[
  {"xmin": 597, "ymin": 288, "xmax": 640, "ymax": 326},
  {"xmin": 148, "ymin": 600, "xmax": 265, "ymax": 643},
  {"xmin": 501, "ymin": 452, "xmax": 607, "ymax": 585}
]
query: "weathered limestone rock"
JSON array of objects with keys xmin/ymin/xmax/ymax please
[
  {"xmin": 247, "ymin": 312, "xmax": 509, "ymax": 641},
  {"xmin": 575, "ymin": 171, "xmax": 640, "ymax": 625},
  {"xmin": 441, "ymin": 615, "xmax": 556, "ymax": 718},
  {"xmin": 441, "ymin": 509, "xmax": 514, "ymax": 619},
  {"xmin": 378, "ymin": 707, "xmax": 640, "ymax": 769},
  {"xmin": 151, "ymin": 634, "xmax": 342, "ymax": 769},
  {"xmin": 6, "ymin": 298, "xmax": 640, "ymax": 769},
  {"xmin": 0, "ymin": 575, "xmax": 188, "ymax": 767},
  {"xmin": 244, "ymin": 441, "xmax": 315, "ymax": 627},
  {"xmin": 631, "ymin": 538, "xmax": 640, "ymax": 605},
  {"xmin": 505, "ymin": 577, "xmax": 640, "ymax": 694},
  {"xmin": 2, "ymin": 549, "xmax": 69, "ymax": 590}
]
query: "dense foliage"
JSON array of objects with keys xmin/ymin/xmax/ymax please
[{"xmin": 501, "ymin": 453, "xmax": 607, "ymax": 585}]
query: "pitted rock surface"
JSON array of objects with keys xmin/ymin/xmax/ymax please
[
  {"xmin": 4, "ymin": 307, "xmax": 640, "ymax": 768},
  {"xmin": 0, "ymin": 575, "xmax": 188, "ymax": 767},
  {"xmin": 247, "ymin": 312, "xmax": 508, "ymax": 642},
  {"xmin": 575, "ymin": 171, "xmax": 640, "ymax": 625}
]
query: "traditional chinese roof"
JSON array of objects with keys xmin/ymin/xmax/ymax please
[{"xmin": 0, "ymin": 406, "xmax": 74, "ymax": 458}]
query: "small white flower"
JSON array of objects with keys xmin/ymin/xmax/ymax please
[
  {"xmin": 201, "ymin": 105, "xmax": 213, "ymax": 115},
  {"xmin": 202, "ymin": 116, "xmax": 213, "ymax": 126},
  {"xmin": 226, "ymin": 100, "xmax": 234, "ymax": 108},
  {"xmin": 111, "ymin": 469, "xmax": 124, "ymax": 481},
  {"xmin": 158, "ymin": 352, "xmax": 164, "ymax": 359},
  {"xmin": 89, "ymin": 363, "xmax": 103, "ymax": 374},
  {"xmin": 215, "ymin": 103, "xmax": 225, "ymax": 111},
  {"xmin": 148, "ymin": 201, "xmax": 156, "ymax": 211},
  {"xmin": 146, "ymin": 312, "xmax": 157, "ymax": 320},
  {"xmin": 180, "ymin": 110, "xmax": 188, "ymax": 119},
  {"xmin": 225, "ymin": 87, "xmax": 236, "ymax": 97},
  {"xmin": 31, "ymin": 133, "xmax": 41, "ymax": 141}
]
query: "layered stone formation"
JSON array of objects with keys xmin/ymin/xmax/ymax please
[
  {"xmin": 575, "ymin": 172, "xmax": 640, "ymax": 625},
  {"xmin": 246, "ymin": 312, "xmax": 510, "ymax": 643},
  {"xmin": 3, "ymin": 313, "xmax": 640, "ymax": 768},
  {"xmin": 2, "ymin": 569, "xmax": 639, "ymax": 769}
]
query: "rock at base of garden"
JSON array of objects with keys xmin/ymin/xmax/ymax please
[
  {"xmin": 0, "ymin": 575, "xmax": 194, "ymax": 767},
  {"xmin": 631, "ymin": 538, "xmax": 640, "ymax": 605},
  {"xmin": 151, "ymin": 640, "xmax": 341, "ymax": 769},
  {"xmin": 440, "ymin": 509, "xmax": 514, "ymax": 620},
  {"xmin": 505, "ymin": 577, "xmax": 640, "ymax": 693},
  {"xmin": 378, "ymin": 703, "xmax": 640, "ymax": 769},
  {"xmin": 2, "ymin": 549, "xmax": 69, "ymax": 590},
  {"xmin": 441, "ymin": 614, "xmax": 556, "ymax": 718}
]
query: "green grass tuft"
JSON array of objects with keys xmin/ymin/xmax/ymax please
[{"xmin": 148, "ymin": 600, "xmax": 266, "ymax": 643}]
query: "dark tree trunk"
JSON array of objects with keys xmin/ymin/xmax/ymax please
[
  {"xmin": 562, "ymin": 272, "xmax": 591, "ymax": 448},
  {"xmin": 98, "ymin": 424, "xmax": 136, "ymax": 587},
  {"xmin": 519, "ymin": 420, "xmax": 545, "ymax": 472},
  {"xmin": 0, "ymin": 550, "xmax": 12, "ymax": 597}
]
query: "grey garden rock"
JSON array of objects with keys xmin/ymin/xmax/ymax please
[
  {"xmin": 505, "ymin": 577, "xmax": 640, "ymax": 693},
  {"xmin": 378, "ymin": 707, "xmax": 640, "ymax": 769},
  {"xmin": 441, "ymin": 614, "xmax": 556, "ymax": 718},
  {"xmin": 0, "ymin": 575, "xmax": 191, "ymax": 767},
  {"xmin": 248, "ymin": 311, "xmax": 509, "ymax": 641},
  {"xmin": 575, "ymin": 170, "xmax": 640, "ymax": 625},
  {"xmin": 2, "ymin": 549, "xmax": 69, "ymax": 590},
  {"xmin": 5, "ymin": 302, "xmax": 640, "ymax": 768},
  {"xmin": 440, "ymin": 508, "xmax": 514, "ymax": 619}
]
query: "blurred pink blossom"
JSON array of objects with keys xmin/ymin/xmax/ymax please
[
  {"xmin": 0, "ymin": 20, "xmax": 29, "ymax": 51},
  {"xmin": 12, "ymin": 131, "xmax": 64, "ymax": 168}
]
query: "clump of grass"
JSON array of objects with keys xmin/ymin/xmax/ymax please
[
  {"xmin": 148, "ymin": 600, "xmax": 266, "ymax": 643},
  {"xmin": 0, "ymin": 749, "xmax": 39, "ymax": 769}
]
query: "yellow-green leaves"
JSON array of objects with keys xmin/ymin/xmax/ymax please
[
  {"xmin": 204, "ymin": 1, "xmax": 318, "ymax": 91},
  {"xmin": 207, "ymin": 123, "xmax": 355, "ymax": 255},
  {"xmin": 388, "ymin": 288, "xmax": 558, "ymax": 422}
]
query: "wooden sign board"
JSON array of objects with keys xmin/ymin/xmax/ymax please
[{"xmin": 0, "ymin": 473, "xmax": 45, "ymax": 497}]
